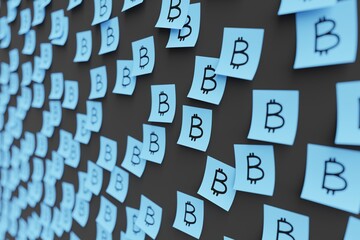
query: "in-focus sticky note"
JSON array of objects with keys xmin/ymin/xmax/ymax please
[
  {"xmin": 131, "ymin": 36, "xmax": 155, "ymax": 76},
  {"xmin": 294, "ymin": 0, "xmax": 358, "ymax": 69},
  {"xmin": 92, "ymin": 0, "xmax": 112, "ymax": 26},
  {"xmin": 99, "ymin": 17, "xmax": 120, "ymax": 55},
  {"xmin": 32, "ymin": 0, "xmax": 46, "ymax": 26},
  {"xmin": 22, "ymin": 30, "xmax": 36, "ymax": 55},
  {"xmin": 75, "ymin": 113, "xmax": 91, "ymax": 144},
  {"xmin": 188, "ymin": 56, "xmax": 227, "ymax": 105},
  {"xmin": 60, "ymin": 182, "xmax": 75, "ymax": 210},
  {"xmin": 32, "ymin": 83, "xmax": 45, "ymax": 108},
  {"xmin": 278, "ymin": 0, "xmax": 336, "ymax": 15},
  {"xmin": 49, "ymin": 73, "xmax": 64, "ymax": 100},
  {"xmin": 177, "ymin": 105, "xmax": 212, "ymax": 152},
  {"xmin": 85, "ymin": 101, "xmax": 102, "ymax": 132},
  {"xmin": 173, "ymin": 191, "xmax": 204, "ymax": 239},
  {"xmin": 233, "ymin": 144, "xmax": 275, "ymax": 196},
  {"xmin": 57, "ymin": 129, "xmax": 73, "ymax": 159},
  {"xmin": 125, "ymin": 207, "xmax": 145, "ymax": 240},
  {"xmin": 248, "ymin": 90, "xmax": 299, "ymax": 145},
  {"xmin": 62, "ymin": 80, "xmax": 79, "ymax": 110},
  {"xmin": 148, "ymin": 84, "xmax": 176, "ymax": 123},
  {"xmin": 89, "ymin": 66, "xmax": 107, "ymax": 99},
  {"xmin": 301, "ymin": 144, "xmax": 360, "ymax": 214},
  {"xmin": 106, "ymin": 166, "xmax": 129, "ymax": 203},
  {"xmin": 51, "ymin": 16, "xmax": 69, "ymax": 46},
  {"xmin": 77, "ymin": 171, "xmax": 93, "ymax": 202},
  {"xmin": 113, "ymin": 60, "xmax": 137, "ymax": 95},
  {"xmin": 68, "ymin": 0, "xmax": 83, "ymax": 11},
  {"xmin": 344, "ymin": 216, "xmax": 360, "ymax": 240},
  {"xmin": 85, "ymin": 160, "xmax": 103, "ymax": 196},
  {"xmin": 140, "ymin": 124, "xmax": 166, "ymax": 164},
  {"xmin": 39, "ymin": 43, "xmax": 52, "ymax": 70},
  {"xmin": 122, "ymin": 0, "xmax": 143, "ymax": 12},
  {"xmin": 216, "ymin": 27, "xmax": 264, "ymax": 81},
  {"xmin": 19, "ymin": 8, "xmax": 31, "ymax": 35},
  {"xmin": 65, "ymin": 139, "xmax": 81, "ymax": 168},
  {"xmin": 136, "ymin": 195, "xmax": 162, "ymax": 239},
  {"xmin": 262, "ymin": 204, "xmax": 309, "ymax": 240},
  {"xmin": 74, "ymin": 30, "xmax": 92, "ymax": 62},
  {"xmin": 96, "ymin": 136, "xmax": 117, "ymax": 171},
  {"xmin": 121, "ymin": 136, "xmax": 146, "ymax": 178},
  {"xmin": 48, "ymin": 10, "xmax": 64, "ymax": 40},
  {"xmin": 198, "ymin": 156, "xmax": 236, "ymax": 211},
  {"xmin": 166, "ymin": 3, "xmax": 201, "ymax": 48},
  {"xmin": 72, "ymin": 195, "xmax": 90, "ymax": 227},
  {"xmin": 96, "ymin": 196, "xmax": 117, "ymax": 233},
  {"xmin": 156, "ymin": 0, "xmax": 190, "ymax": 29}
]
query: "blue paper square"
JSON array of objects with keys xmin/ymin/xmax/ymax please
[
  {"xmin": 72, "ymin": 195, "xmax": 90, "ymax": 227},
  {"xmin": 278, "ymin": 0, "xmax": 336, "ymax": 15},
  {"xmin": 49, "ymin": 100, "xmax": 62, "ymax": 127},
  {"xmin": 49, "ymin": 72, "xmax": 64, "ymax": 100},
  {"xmin": 64, "ymin": 139, "xmax": 81, "ymax": 168},
  {"xmin": 106, "ymin": 166, "xmax": 129, "ymax": 203},
  {"xmin": 57, "ymin": 129, "xmax": 73, "ymax": 159},
  {"xmin": 85, "ymin": 101, "xmax": 103, "ymax": 132},
  {"xmin": 41, "ymin": 111, "xmax": 54, "ymax": 138},
  {"xmin": 136, "ymin": 195, "xmax": 162, "ymax": 239},
  {"xmin": 85, "ymin": 161, "xmax": 103, "ymax": 196},
  {"xmin": 75, "ymin": 113, "xmax": 92, "ymax": 144},
  {"xmin": 32, "ymin": 157, "xmax": 44, "ymax": 181},
  {"xmin": 131, "ymin": 36, "xmax": 155, "ymax": 76},
  {"xmin": 89, "ymin": 66, "xmax": 107, "ymax": 99},
  {"xmin": 35, "ymin": 132, "xmax": 48, "ymax": 158},
  {"xmin": 112, "ymin": 60, "xmax": 137, "ymax": 95},
  {"xmin": 32, "ymin": 83, "xmax": 45, "ymax": 108},
  {"xmin": 92, "ymin": 0, "xmax": 112, "ymax": 26},
  {"xmin": 32, "ymin": 0, "xmax": 45, "ymax": 26},
  {"xmin": 122, "ymin": 0, "xmax": 143, "ymax": 12},
  {"xmin": 60, "ymin": 182, "xmax": 75, "ymax": 210},
  {"xmin": 48, "ymin": 10, "xmax": 64, "ymax": 40},
  {"xmin": 344, "ymin": 216, "xmax": 360, "ymax": 240},
  {"xmin": 44, "ymin": 184, "xmax": 56, "ymax": 207},
  {"xmin": 96, "ymin": 223, "xmax": 112, "ymax": 240},
  {"xmin": 148, "ymin": 84, "xmax": 176, "ymax": 123},
  {"xmin": 51, "ymin": 151, "xmax": 64, "ymax": 180},
  {"xmin": 125, "ymin": 207, "xmax": 145, "ymax": 240},
  {"xmin": 121, "ymin": 136, "xmax": 146, "ymax": 178},
  {"xmin": 99, "ymin": 17, "xmax": 120, "ymax": 55},
  {"xmin": 96, "ymin": 136, "xmax": 117, "ymax": 171},
  {"xmin": 96, "ymin": 196, "xmax": 117, "ymax": 233},
  {"xmin": 140, "ymin": 124, "xmax": 166, "ymax": 164},
  {"xmin": 32, "ymin": 56, "xmax": 46, "ymax": 83},
  {"xmin": 18, "ymin": 8, "xmax": 31, "ymax": 35},
  {"xmin": 156, "ymin": 0, "xmax": 190, "ymax": 29},
  {"xmin": 62, "ymin": 80, "xmax": 79, "ymax": 110},
  {"xmin": 51, "ymin": 16, "xmax": 69, "ymax": 46},
  {"xmin": 22, "ymin": 30, "xmax": 36, "ymax": 55},
  {"xmin": 77, "ymin": 171, "xmax": 93, "ymax": 202},
  {"xmin": 74, "ymin": 30, "xmax": 92, "ymax": 62},
  {"xmin": 39, "ymin": 43, "xmax": 52, "ymax": 70},
  {"xmin": 9, "ymin": 48, "xmax": 19, "ymax": 72},
  {"xmin": 21, "ymin": 61, "xmax": 32, "ymax": 86}
]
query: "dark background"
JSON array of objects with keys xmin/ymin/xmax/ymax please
[{"xmin": 1, "ymin": 0, "xmax": 360, "ymax": 239}]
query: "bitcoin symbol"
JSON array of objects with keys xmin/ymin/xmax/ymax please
[
  {"xmin": 211, "ymin": 168, "xmax": 228, "ymax": 196},
  {"xmin": 200, "ymin": 65, "xmax": 217, "ymax": 94},
  {"xmin": 131, "ymin": 146, "xmax": 141, "ymax": 166},
  {"xmin": 145, "ymin": 206, "xmax": 155, "ymax": 226},
  {"xmin": 139, "ymin": 46, "xmax": 149, "ymax": 69},
  {"xmin": 189, "ymin": 114, "xmax": 203, "ymax": 141},
  {"xmin": 265, "ymin": 99, "xmax": 284, "ymax": 133},
  {"xmin": 105, "ymin": 144, "xmax": 112, "ymax": 161},
  {"xmin": 276, "ymin": 218, "xmax": 295, "ymax": 240},
  {"xmin": 158, "ymin": 91, "xmax": 169, "ymax": 116},
  {"xmin": 247, "ymin": 153, "xmax": 264, "ymax": 184},
  {"xmin": 115, "ymin": 173, "xmax": 123, "ymax": 191},
  {"xmin": 184, "ymin": 201, "xmax": 196, "ymax": 226},
  {"xmin": 178, "ymin": 15, "xmax": 192, "ymax": 41},
  {"xmin": 149, "ymin": 132, "xmax": 159, "ymax": 154},
  {"xmin": 322, "ymin": 158, "xmax": 347, "ymax": 195},
  {"xmin": 104, "ymin": 205, "xmax": 111, "ymax": 222},
  {"xmin": 122, "ymin": 67, "xmax": 131, "ymax": 87},
  {"xmin": 230, "ymin": 37, "xmax": 249, "ymax": 69},
  {"xmin": 315, "ymin": 17, "xmax": 340, "ymax": 55},
  {"xmin": 132, "ymin": 215, "xmax": 141, "ymax": 234},
  {"xmin": 167, "ymin": 0, "xmax": 181, "ymax": 22}
]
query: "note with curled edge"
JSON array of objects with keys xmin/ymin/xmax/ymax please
[
  {"xmin": 96, "ymin": 136, "xmax": 117, "ymax": 172},
  {"xmin": 57, "ymin": 129, "xmax": 73, "ymax": 159},
  {"xmin": 72, "ymin": 194, "xmax": 90, "ymax": 227},
  {"xmin": 99, "ymin": 17, "xmax": 120, "ymax": 55},
  {"xmin": 74, "ymin": 30, "xmax": 92, "ymax": 62},
  {"xmin": 156, "ymin": 0, "xmax": 190, "ymax": 29},
  {"xmin": 89, "ymin": 66, "xmax": 107, "ymax": 100},
  {"xmin": 9, "ymin": 73, "xmax": 19, "ymax": 95},
  {"xmin": 68, "ymin": 0, "xmax": 83, "ymax": 11},
  {"xmin": 31, "ymin": 83, "xmax": 45, "ymax": 109},
  {"xmin": 51, "ymin": 151, "xmax": 64, "ymax": 180},
  {"xmin": 62, "ymin": 80, "xmax": 79, "ymax": 110},
  {"xmin": 75, "ymin": 113, "xmax": 91, "ymax": 144},
  {"xmin": 85, "ymin": 101, "xmax": 102, "ymax": 132},
  {"xmin": 35, "ymin": 132, "xmax": 48, "ymax": 158},
  {"xmin": 22, "ymin": 30, "xmax": 36, "ymax": 55},
  {"xmin": 96, "ymin": 196, "xmax": 117, "ymax": 233},
  {"xmin": 77, "ymin": 171, "xmax": 93, "ymax": 202},
  {"xmin": 21, "ymin": 61, "xmax": 32, "ymax": 86},
  {"xmin": 148, "ymin": 84, "xmax": 176, "ymax": 123},
  {"xmin": 18, "ymin": 8, "xmax": 31, "ymax": 35},
  {"xmin": 51, "ymin": 16, "xmax": 69, "ymax": 46},
  {"xmin": 0, "ymin": 62, "xmax": 9, "ymax": 85},
  {"xmin": 9, "ymin": 48, "xmax": 19, "ymax": 72},
  {"xmin": 32, "ymin": 157, "xmax": 44, "ymax": 182},
  {"xmin": 344, "ymin": 216, "xmax": 360, "ymax": 240},
  {"xmin": 140, "ymin": 124, "xmax": 166, "ymax": 164},
  {"xmin": 301, "ymin": 144, "xmax": 360, "ymax": 214},
  {"xmin": 106, "ymin": 166, "xmax": 129, "ymax": 203},
  {"xmin": 85, "ymin": 160, "xmax": 103, "ymax": 196},
  {"xmin": 96, "ymin": 223, "xmax": 112, "ymax": 240},
  {"xmin": 65, "ymin": 139, "xmax": 81, "ymax": 168},
  {"xmin": 131, "ymin": 36, "xmax": 155, "ymax": 76},
  {"xmin": 40, "ymin": 203, "xmax": 52, "ymax": 227},
  {"xmin": 32, "ymin": 0, "xmax": 46, "ymax": 26},
  {"xmin": 124, "ymin": 206, "xmax": 145, "ymax": 240},
  {"xmin": 41, "ymin": 111, "xmax": 55, "ymax": 138},
  {"xmin": 49, "ymin": 72, "xmax": 64, "ymax": 100},
  {"xmin": 60, "ymin": 182, "xmax": 75, "ymax": 210},
  {"xmin": 32, "ymin": 56, "xmax": 45, "ymax": 83},
  {"xmin": 278, "ymin": 0, "xmax": 336, "ymax": 15},
  {"xmin": 92, "ymin": 0, "xmax": 112, "ymax": 26},
  {"xmin": 49, "ymin": 10, "xmax": 64, "ymax": 40},
  {"xmin": 122, "ymin": 0, "xmax": 143, "ymax": 12},
  {"xmin": 121, "ymin": 136, "xmax": 146, "ymax": 178},
  {"xmin": 7, "ymin": 2, "xmax": 17, "ymax": 24},
  {"xmin": 112, "ymin": 60, "xmax": 137, "ymax": 95},
  {"xmin": 39, "ymin": 43, "xmax": 52, "ymax": 70}
]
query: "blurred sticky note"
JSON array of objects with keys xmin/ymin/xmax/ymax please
[
  {"xmin": 188, "ymin": 56, "xmax": 227, "ymax": 105},
  {"xmin": 58, "ymin": 129, "xmax": 73, "ymax": 159},
  {"xmin": 74, "ymin": 30, "xmax": 92, "ymax": 62},
  {"xmin": 51, "ymin": 16, "xmax": 69, "ymax": 46},
  {"xmin": 51, "ymin": 151, "xmax": 64, "ymax": 180},
  {"xmin": 85, "ymin": 161, "xmax": 103, "ymax": 196},
  {"xmin": 60, "ymin": 182, "xmax": 75, "ymax": 210},
  {"xmin": 75, "ymin": 113, "xmax": 91, "ymax": 144},
  {"xmin": 49, "ymin": 72, "xmax": 64, "ymax": 100},
  {"xmin": 122, "ymin": 0, "xmax": 143, "ymax": 12},
  {"xmin": 89, "ymin": 66, "xmax": 107, "ymax": 99},
  {"xmin": 113, "ymin": 60, "xmax": 137, "ymax": 95},
  {"xmin": 125, "ymin": 207, "xmax": 145, "ymax": 240},
  {"xmin": 136, "ymin": 195, "xmax": 162, "ymax": 239},
  {"xmin": 32, "ymin": 56, "xmax": 46, "ymax": 83},
  {"xmin": 140, "ymin": 124, "xmax": 166, "ymax": 164},
  {"xmin": 62, "ymin": 80, "xmax": 79, "ymax": 110},
  {"xmin": 99, "ymin": 17, "xmax": 120, "ymax": 55},
  {"xmin": 39, "ymin": 43, "xmax": 52, "ymax": 70},
  {"xmin": 32, "ymin": 157, "xmax": 44, "ymax": 181},
  {"xmin": 294, "ymin": 0, "xmax": 358, "ymax": 69},
  {"xmin": 262, "ymin": 204, "xmax": 309, "ymax": 240},
  {"xmin": 32, "ymin": 83, "xmax": 45, "ymax": 108},
  {"xmin": 278, "ymin": 0, "xmax": 336, "ymax": 15},
  {"xmin": 96, "ymin": 196, "xmax": 117, "ymax": 233},
  {"xmin": 344, "ymin": 216, "xmax": 360, "ymax": 240},
  {"xmin": 177, "ymin": 105, "xmax": 212, "ymax": 152},
  {"xmin": 166, "ymin": 3, "xmax": 201, "ymax": 48},
  {"xmin": 32, "ymin": 0, "xmax": 46, "ymax": 26},
  {"xmin": 131, "ymin": 36, "xmax": 155, "ymax": 76},
  {"xmin": 96, "ymin": 136, "xmax": 117, "ymax": 171},
  {"xmin": 9, "ymin": 48, "xmax": 19, "ymax": 72},
  {"xmin": 22, "ymin": 30, "xmax": 36, "ymax": 55},
  {"xmin": 35, "ymin": 132, "xmax": 48, "ymax": 158},
  {"xmin": 106, "ymin": 166, "xmax": 129, "ymax": 203},
  {"xmin": 41, "ymin": 111, "xmax": 54, "ymax": 137},
  {"xmin": 72, "ymin": 195, "xmax": 90, "ymax": 227},
  {"xmin": 156, "ymin": 0, "xmax": 190, "ymax": 29},
  {"xmin": 92, "ymin": 0, "xmax": 112, "ymax": 25},
  {"xmin": 77, "ymin": 171, "xmax": 93, "ymax": 202},
  {"xmin": 121, "ymin": 136, "xmax": 146, "ymax": 178},
  {"xmin": 68, "ymin": 0, "xmax": 83, "ymax": 11},
  {"xmin": 301, "ymin": 144, "xmax": 360, "ymax": 214},
  {"xmin": 49, "ymin": 10, "xmax": 64, "ymax": 40},
  {"xmin": 173, "ymin": 191, "xmax": 204, "ymax": 239},
  {"xmin": 19, "ymin": 8, "xmax": 31, "ymax": 35},
  {"xmin": 96, "ymin": 223, "xmax": 112, "ymax": 240},
  {"xmin": 21, "ymin": 62, "xmax": 32, "ymax": 86},
  {"xmin": 148, "ymin": 84, "xmax": 176, "ymax": 123},
  {"xmin": 44, "ymin": 183, "xmax": 56, "ymax": 207},
  {"xmin": 248, "ymin": 90, "xmax": 299, "ymax": 145},
  {"xmin": 64, "ymin": 139, "xmax": 81, "ymax": 168},
  {"xmin": 85, "ymin": 101, "xmax": 103, "ymax": 132},
  {"xmin": 70, "ymin": 232, "xmax": 80, "ymax": 240},
  {"xmin": 233, "ymin": 144, "xmax": 275, "ymax": 196}
]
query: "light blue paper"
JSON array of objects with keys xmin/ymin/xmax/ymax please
[
  {"xmin": 9, "ymin": 48, "xmax": 19, "ymax": 72},
  {"xmin": 70, "ymin": 232, "xmax": 80, "ymax": 240},
  {"xmin": 177, "ymin": 105, "xmax": 212, "ymax": 152},
  {"xmin": 77, "ymin": 171, "xmax": 93, "ymax": 202},
  {"xmin": 233, "ymin": 144, "xmax": 275, "ymax": 196},
  {"xmin": 18, "ymin": 8, "xmax": 31, "ymax": 35},
  {"xmin": 32, "ymin": 157, "xmax": 44, "ymax": 181},
  {"xmin": 216, "ymin": 27, "xmax": 264, "ymax": 80},
  {"xmin": 49, "ymin": 100, "xmax": 62, "ymax": 126},
  {"xmin": 39, "ymin": 43, "xmax": 52, "ymax": 69},
  {"xmin": 32, "ymin": 56, "xmax": 46, "ymax": 83},
  {"xmin": 188, "ymin": 56, "xmax": 227, "ymax": 105},
  {"xmin": 49, "ymin": 72, "xmax": 64, "ymax": 100},
  {"xmin": 58, "ymin": 129, "xmax": 73, "ymax": 159},
  {"xmin": 140, "ymin": 124, "xmax": 166, "ymax": 164},
  {"xmin": 248, "ymin": 90, "xmax": 299, "ymax": 145},
  {"xmin": 344, "ymin": 216, "xmax": 360, "ymax": 240},
  {"xmin": 7, "ymin": 3, "xmax": 17, "ymax": 23},
  {"xmin": 41, "ymin": 0, "xmax": 52, "ymax": 8},
  {"xmin": 22, "ymin": 30, "xmax": 36, "ymax": 55},
  {"xmin": 99, "ymin": 17, "xmax": 120, "ymax": 55},
  {"xmin": 62, "ymin": 80, "xmax": 79, "ymax": 110},
  {"xmin": 61, "ymin": 209, "xmax": 73, "ymax": 232},
  {"xmin": 131, "ymin": 36, "xmax": 155, "ymax": 76},
  {"xmin": 106, "ymin": 166, "xmax": 129, "ymax": 203},
  {"xmin": 121, "ymin": 136, "xmax": 147, "ymax": 178},
  {"xmin": 74, "ymin": 30, "xmax": 92, "ymax": 62},
  {"xmin": 21, "ymin": 61, "xmax": 32, "ymax": 86},
  {"xmin": 40, "ymin": 203, "xmax": 52, "ymax": 227},
  {"xmin": 51, "ymin": 208, "xmax": 64, "ymax": 237},
  {"xmin": 122, "ymin": 0, "xmax": 143, "ymax": 12},
  {"xmin": 173, "ymin": 191, "xmax": 204, "ymax": 239},
  {"xmin": 85, "ymin": 160, "xmax": 103, "ymax": 196},
  {"xmin": 65, "ymin": 139, "xmax": 81, "ymax": 168},
  {"xmin": 23, "ymin": 131, "xmax": 36, "ymax": 156},
  {"xmin": 49, "ymin": 10, "xmax": 64, "ymax": 40},
  {"xmin": 96, "ymin": 136, "xmax": 117, "ymax": 171},
  {"xmin": 92, "ymin": 0, "xmax": 112, "ymax": 26},
  {"xmin": 136, "ymin": 195, "xmax": 162, "ymax": 239},
  {"xmin": 75, "ymin": 113, "xmax": 91, "ymax": 144},
  {"xmin": 148, "ymin": 84, "xmax": 176, "ymax": 123},
  {"xmin": 0, "ymin": 62, "xmax": 9, "ymax": 85},
  {"xmin": 60, "ymin": 182, "xmax": 75, "ymax": 210},
  {"xmin": 44, "ymin": 159, "xmax": 56, "ymax": 186},
  {"xmin": 35, "ymin": 132, "xmax": 48, "ymax": 158},
  {"xmin": 0, "ymin": 21, "xmax": 11, "ymax": 49},
  {"xmin": 20, "ymin": 161, "xmax": 30, "ymax": 183},
  {"xmin": 32, "ymin": 0, "xmax": 46, "ymax": 26},
  {"xmin": 198, "ymin": 156, "xmax": 236, "ymax": 211},
  {"xmin": 41, "ymin": 111, "xmax": 55, "ymax": 138},
  {"xmin": 278, "ymin": 0, "xmax": 336, "ymax": 15},
  {"xmin": 89, "ymin": 66, "xmax": 107, "ymax": 99},
  {"xmin": 68, "ymin": 0, "xmax": 83, "ymax": 11},
  {"xmin": 32, "ymin": 83, "xmax": 45, "ymax": 108},
  {"xmin": 262, "ymin": 204, "xmax": 309, "ymax": 240},
  {"xmin": 96, "ymin": 223, "xmax": 112, "ymax": 240},
  {"xmin": 51, "ymin": 16, "xmax": 69, "ymax": 46},
  {"xmin": 294, "ymin": 0, "xmax": 358, "ymax": 69},
  {"xmin": 51, "ymin": 151, "xmax": 64, "ymax": 180},
  {"xmin": 124, "ymin": 207, "xmax": 145, "ymax": 240},
  {"xmin": 113, "ymin": 60, "xmax": 137, "ymax": 95},
  {"xmin": 9, "ymin": 73, "xmax": 19, "ymax": 95},
  {"xmin": 301, "ymin": 144, "xmax": 360, "ymax": 214},
  {"xmin": 166, "ymin": 3, "xmax": 201, "ymax": 48},
  {"xmin": 72, "ymin": 195, "xmax": 90, "ymax": 227},
  {"xmin": 156, "ymin": 0, "xmax": 190, "ymax": 29},
  {"xmin": 85, "ymin": 101, "xmax": 102, "ymax": 132},
  {"xmin": 96, "ymin": 196, "xmax": 117, "ymax": 233}
]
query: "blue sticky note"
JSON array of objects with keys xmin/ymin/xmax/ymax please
[
  {"xmin": 44, "ymin": 159, "xmax": 57, "ymax": 186},
  {"xmin": 24, "ymin": 131, "xmax": 36, "ymax": 155},
  {"xmin": 70, "ymin": 232, "xmax": 80, "ymax": 240},
  {"xmin": 140, "ymin": 124, "xmax": 166, "ymax": 164},
  {"xmin": 131, "ymin": 36, "xmax": 155, "ymax": 76},
  {"xmin": 32, "ymin": 83, "xmax": 45, "ymax": 108},
  {"xmin": 156, "ymin": 0, "xmax": 190, "ymax": 29},
  {"xmin": 121, "ymin": 136, "xmax": 147, "ymax": 178},
  {"xmin": 35, "ymin": 133, "xmax": 48, "ymax": 158},
  {"xmin": 61, "ymin": 182, "xmax": 75, "ymax": 210},
  {"xmin": 9, "ymin": 48, "xmax": 19, "ymax": 72},
  {"xmin": 74, "ymin": 30, "xmax": 92, "ymax": 62},
  {"xmin": 248, "ymin": 90, "xmax": 299, "ymax": 145},
  {"xmin": 136, "ymin": 195, "xmax": 162, "ymax": 239},
  {"xmin": 0, "ymin": 21, "xmax": 11, "ymax": 49},
  {"xmin": 96, "ymin": 196, "xmax": 117, "ymax": 233},
  {"xmin": 216, "ymin": 27, "xmax": 264, "ymax": 81},
  {"xmin": 188, "ymin": 56, "xmax": 227, "ymax": 105},
  {"xmin": 18, "ymin": 8, "xmax": 31, "ymax": 35},
  {"xmin": 51, "ymin": 208, "xmax": 64, "ymax": 237},
  {"xmin": 301, "ymin": 144, "xmax": 360, "ymax": 214},
  {"xmin": 32, "ymin": 157, "xmax": 44, "ymax": 181},
  {"xmin": 85, "ymin": 101, "xmax": 103, "ymax": 132},
  {"xmin": 51, "ymin": 151, "xmax": 64, "ymax": 180},
  {"xmin": 32, "ymin": 56, "xmax": 46, "ymax": 83},
  {"xmin": 22, "ymin": 30, "xmax": 36, "ymax": 55},
  {"xmin": 51, "ymin": 16, "xmax": 69, "ymax": 46},
  {"xmin": 89, "ymin": 66, "xmax": 107, "ymax": 99},
  {"xmin": 198, "ymin": 156, "xmax": 236, "ymax": 211},
  {"xmin": 65, "ymin": 139, "xmax": 81, "ymax": 168},
  {"xmin": 7, "ymin": 3, "xmax": 17, "ymax": 23},
  {"xmin": 85, "ymin": 160, "xmax": 103, "ymax": 196},
  {"xmin": 335, "ymin": 81, "xmax": 360, "ymax": 146},
  {"xmin": 49, "ymin": 72, "xmax": 64, "ymax": 100},
  {"xmin": 21, "ymin": 62, "xmax": 32, "ymax": 86},
  {"xmin": 96, "ymin": 136, "xmax": 117, "ymax": 171},
  {"xmin": 0, "ymin": 62, "xmax": 9, "ymax": 84},
  {"xmin": 41, "ymin": 111, "xmax": 55, "ymax": 138},
  {"xmin": 32, "ymin": 0, "xmax": 46, "ymax": 26},
  {"xmin": 49, "ymin": 100, "xmax": 62, "ymax": 126},
  {"xmin": 177, "ymin": 105, "xmax": 212, "ymax": 152},
  {"xmin": 99, "ymin": 17, "xmax": 120, "ymax": 55},
  {"xmin": 58, "ymin": 130, "xmax": 73, "ymax": 159},
  {"xmin": 62, "ymin": 80, "xmax": 79, "ymax": 110},
  {"xmin": 20, "ymin": 161, "xmax": 30, "ymax": 184},
  {"xmin": 106, "ymin": 166, "xmax": 129, "ymax": 203},
  {"xmin": 278, "ymin": 0, "xmax": 336, "ymax": 15},
  {"xmin": 113, "ymin": 60, "xmax": 137, "ymax": 95},
  {"xmin": 173, "ymin": 191, "xmax": 204, "ymax": 239},
  {"xmin": 125, "ymin": 207, "xmax": 145, "ymax": 240},
  {"xmin": 344, "ymin": 216, "xmax": 360, "ymax": 240},
  {"xmin": 233, "ymin": 144, "xmax": 275, "ymax": 196},
  {"xmin": 75, "ymin": 113, "xmax": 91, "ymax": 144},
  {"xmin": 49, "ymin": 10, "xmax": 64, "ymax": 40},
  {"xmin": 41, "ymin": 0, "xmax": 52, "ymax": 8},
  {"xmin": 9, "ymin": 73, "xmax": 19, "ymax": 95},
  {"xmin": 224, "ymin": 236, "xmax": 234, "ymax": 240},
  {"xmin": 68, "ymin": 0, "xmax": 83, "ymax": 11},
  {"xmin": 166, "ymin": 3, "xmax": 201, "ymax": 48},
  {"xmin": 39, "ymin": 43, "xmax": 52, "ymax": 69},
  {"xmin": 122, "ymin": 0, "xmax": 143, "ymax": 12},
  {"xmin": 148, "ymin": 84, "xmax": 176, "ymax": 123},
  {"xmin": 40, "ymin": 203, "xmax": 52, "ymax": 227},
  {"xmin": 92, "ymin": 0, "xmax": 112, "ymax": 26},
  {"xmin": 72, "ymin": 195, "xmax": 90, "ymax": 227},
  {"xmin": 294, "ymin": 0, "xmax": 358, "ymax": 69},
  {"xmin": 77, "ymin": 171, "xmax": 93, "ymax": 202},
  {"xmin": 262, "ymin": 204, "xmax": 309, "ymax": 240},
  {"xmin": 96, "ymin": 223, "xmax": 112, "ymax": 240}
]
